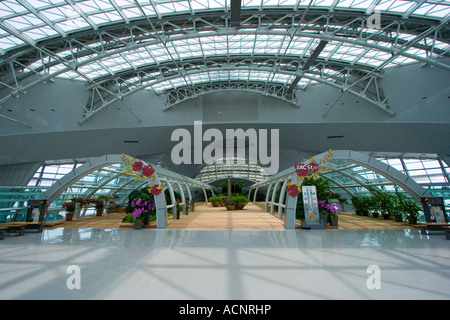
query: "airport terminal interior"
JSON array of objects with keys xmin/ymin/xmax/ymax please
[{"xmin": 0, "ymin": 0, "xmax": 449, "ymax": 300}]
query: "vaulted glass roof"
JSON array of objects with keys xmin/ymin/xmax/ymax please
[{"xmin": 0, "ymin": 0, "xmax": 449, "ymax": 117}]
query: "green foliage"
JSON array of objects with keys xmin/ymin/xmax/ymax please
[
  {"xmin": 126, "ymin": 187, "xmax": 154, "ymax": 214},
  {"xmin": 230, "ymin": 196, "xmax": 250, "ymax": 203},
  {"xmin": 209, "ymin": 196, "xmax": 222, "ymax": 202},
  {"xmin": 122, "ymin": 214, "xmax": 135, "ymax": 223},
  {"xmin": 295, "ymin": 177, "xmax": 336, "ymax": 219}
]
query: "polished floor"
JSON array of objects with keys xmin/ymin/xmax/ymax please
[
  {"xmin": 0, "ymin": 227, "xmax": 449, "ymax": 300},
  {"xmin": 45, "ymin": 202, "xmax": 414, "ymax": 230}
]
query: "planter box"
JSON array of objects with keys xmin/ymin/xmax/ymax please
[
  {"xmin": 225, "ymin": 205, "xmax": 236, "ymax": 211},
  {"xmin": 329, "ymin": 216, "xmax": 338, "ymax": 226},
  {"xmin": 236, "ymin": 202, "xmax": 247, "ymax": 210},
  {"xmin": 211, "ymin": 202, "xmax": 220, "ymax": 207}
]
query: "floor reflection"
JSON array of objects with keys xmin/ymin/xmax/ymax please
[{"xmin": 0, "ymin": 227, "xmax": 449, "ymax": 300}]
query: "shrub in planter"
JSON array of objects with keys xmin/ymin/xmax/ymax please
[
  {"xmin": 351, "ymin": 195, "xmax": 371, "ymax": 216},
  {"xmin": 224, "ymin": 201, "xmax": 236, "ymax": 211},
  {"xmin": 373, "ymin": 190, "xmax": 396, "ymax": 220},
  {"xmin": 401, "ymin": 196, "xmax": 422, "ymax": 225},
  {"xmin": 209, "ymin": 196, "xmax": 222, "ymax": 207},
  {"xmin": 231, "ymin": 196, "xmax": 250, "ymax": 210}
]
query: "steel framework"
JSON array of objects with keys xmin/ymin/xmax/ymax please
[{"xmin": 0, "ymin": 1, "xmax": 448, "ymax": 123}]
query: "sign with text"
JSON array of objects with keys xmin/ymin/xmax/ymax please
[{"xmin": 302, "ymin": 186, "xmax": 320, "ymax": 224}]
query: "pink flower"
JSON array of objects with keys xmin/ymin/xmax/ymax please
[
  {"xmin": 132, "ymin": 161, "xmax": 143, "ymax": 172},
  {"xmin": 151, "ymin": 184, "xmax": 162, "ymax": 195},
  {"xmin": 287, "ymin": 184, "xmax": 299, "ymax": 197},
  {"xmin": 142, "ymin": 165, "xmax": 155, "ymax": 177}
]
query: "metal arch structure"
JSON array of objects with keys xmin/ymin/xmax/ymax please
[
  {"xmin": 0, "ymin": 2, "xmax": 449, "ymax": 124},
  {"xmin": 248, "ymin": 149, "xmax": 433, "ymax": 229},
  {"xmin": 40, "ymin": 153, "xmax": 215, "ymax": 228}
]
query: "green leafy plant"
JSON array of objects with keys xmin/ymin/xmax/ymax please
[
  {"xmin": 209, "ymin": 196, "xmax": 222, "ymax": 202},
  {"xmin": 230, "ymin": 196, "xmax": 250, "ymax": 203}
]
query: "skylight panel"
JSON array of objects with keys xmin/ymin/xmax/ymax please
[
  {"xmin": 375, "ymin": 0, "xmax": 415, "ymax": 14},
  {"xmin": 23, "ymin": 25, "xmax": 59, "ymax": 40},
  {"xmin": 88, "ymin": 12, "xmax": 118, "ymax": 25},
  {"xmin": 122, "ymin": 7, "xmax": 143, "ymax": 19},
  {"xmin": 172, "ymin": 0, "xmax": 191, "ymax": 12},
  {"xmin": 76, "ymin": 0, "xmax": 111, "ymax": 14},
  {"xmin": 55, "ymin": 18, "xmax": 90, "ymax": 32},
  {"xmin": 313, "ymin": 0, "xmax": 337, "ymax": 7},
  {"xmin": 335, "ymin": 0, "xmax": 372, "ymax": 10},
  {"xmin": 0, "ymin": 35, "xmax": 25, "ymax": 51},
  {"xmin": 155, "ymin": 2, "xmax": 176, "ymax": 15},
  {"xmin": 0, "ymin": 1, "xmax": 26, "ymax": 18},
  {"xmin": 424, "ymin": 4, "xmax": 450, "ymax": 18},
  {"xmin": 4, "ymin": 14, "xmax": 39, "ymax": 31},
  {"xmin": 243, "ymin": 0, "xmax": 261, "ymax": 7},
  {"xmin": 40, "ymin": 6, "xmax": 69, "ymax": 21}
]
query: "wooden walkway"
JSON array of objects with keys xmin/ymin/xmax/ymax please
[{"xmin": 45, "ymin": 202, "xmax": 416, "ymax": 230}]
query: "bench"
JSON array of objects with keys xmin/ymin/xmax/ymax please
[
  {"xmin": 443, "ymin": 226, "xmax": 450, "ymax": 240},
  {"xmin": 0, "ymin": 222, "xmax": 44, "ymax": 238},
  {"xmin": 0, "ymin": 225, "xmax": 7, "ymax": 240},
  {"xmin": 418, "ymin": 222, "xmax": 450, "ymax": 235}
]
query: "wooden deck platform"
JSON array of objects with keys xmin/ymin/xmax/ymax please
[{"xmin": 43, "ymin": 202, "xmax": 417, "ymax": 230}]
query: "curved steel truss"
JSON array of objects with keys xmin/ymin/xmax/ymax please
[{"xmin": 0, "ymin": 1, "xmax": 448, "ymax": 122}]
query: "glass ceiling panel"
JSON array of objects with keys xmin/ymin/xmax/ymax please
[{"xmin": 0, "ymin": 0, "xmax": 448, "ymax": 95}]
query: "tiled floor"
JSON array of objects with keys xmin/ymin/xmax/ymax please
[
  {"xmin": 47, "ymin": 202, "xmax": 414, "ymax": 230},
  {"xmin": 0, "ymin": 227, "xmax": 449, "ymax": 300}
]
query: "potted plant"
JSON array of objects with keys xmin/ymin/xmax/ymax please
[
  {"xmin": 62, "ymin": 201, "xmax": 76, "ymax": 221},
  {"xmin": 92, "ymin": 198, "xmax": 105, "ymax": 216},
  {"xmin": 224, "ymin": 200, "xmax": 236, "ymax": 211},
  {"xmin": 130, "ymin": 198, "xmax": 155, "ymax": 228},
  {"xmin": 209, "ymin": 196, "xmax": 222, "ymax": 207},
  {"xmin": 392, "ymin": 189, "xmax": 404, "ymax": 222},
  {"xmin": 373, "ymin": 190, "xmax": 393, "ymax": 220},
  {"xmin": 231, "ymin": 196, "xmax": 250, "ymax": 210},
  {"xmin": 402, "ymin": 196, "xmax": 422, "ymax": 225},
  {"xmin": 351, "ymin": 195, "xmax": 370, "ymax": 216},
  {"xmin": 318, "ymin": 201, "xmax": 340, "ymax": 226}
]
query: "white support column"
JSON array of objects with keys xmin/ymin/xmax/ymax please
[
  {"xmin": 265, "ymin": 182, "xmax": 273, "ymax": 211},
  {"xmin": 203, "ymin": 188, "xmax": 208, "ymax": 204},
  {"xmin": 278, "ymin": 179, "xmax": 289, "ymax": 219},
  {"xmin": 253, "ymin": 187, "xmax": 259, "ymax": 203},
  {"xmin": 270, "ymin": 181, "xmax": 281, "ymax": 215},
  {"xmin": 284, "ymin": 193, "xmax": 298, "ymax": 229},
  {"xmin": 184, "ymin": 183, "xmax": 193, "ymax": 213},
  {"xmin": 176, "ymin": 182, "xmax": 186, "ymax": 215},
  {"xmin": 163, "ymin": 179, "xmax": 178, "ymax": 219}
]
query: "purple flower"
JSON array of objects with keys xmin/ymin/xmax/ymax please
[{"xmin": 132, "ymin": 207, "xmax": 144, "ymax": 217}]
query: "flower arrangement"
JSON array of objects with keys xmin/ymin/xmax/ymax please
[
  {"xmin": 318, "ymin": 200, "xmax": 340, "ymax": 217},
  {"xmin": 121, "ymin": 154, "xmax": 164, "ymax": 196},
  {"xmin": 91, "ymin": 198, "xmax": 105, "ymax": 210},
  {"xmin": 131, "ymin": 198, "xmax": 155, "ymax": 220},
  {"xmin": 62, "ymin": 201, "xmax": 76, "ymax": 213},
  {"xmin": 73, "ymin": 197, "xmax": 92, "ymax": 207},
  {"xmin": 288, "ymin": 149, "xmax": 334, "ymax": 198}
]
